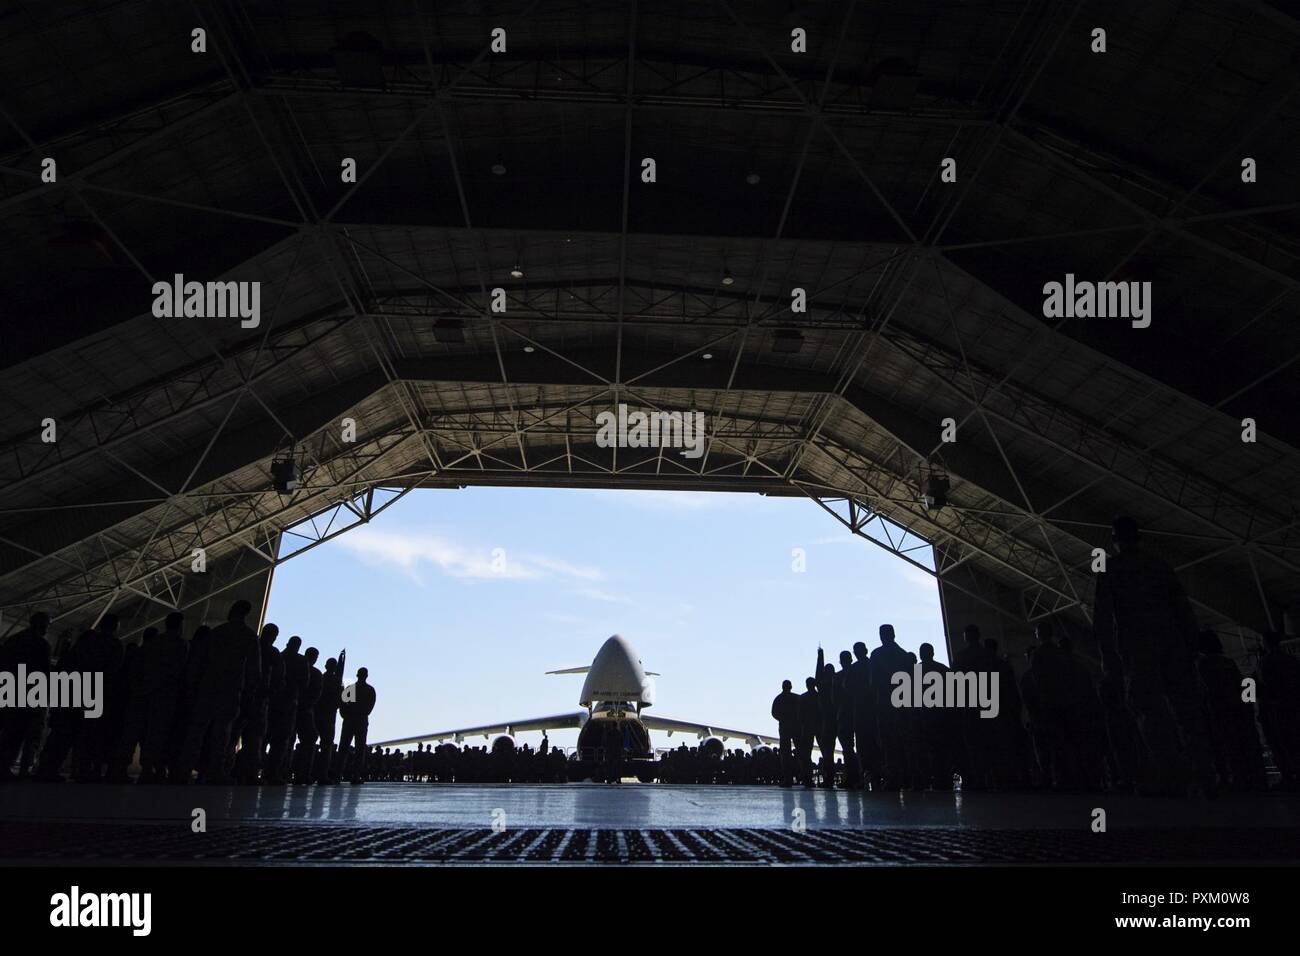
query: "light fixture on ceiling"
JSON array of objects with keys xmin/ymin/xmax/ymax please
[
  {"xmin": 510, "ymin": 265, "xmax": 524, "ymax": 278},
  {"xmin": 920, "ymin": 462, "xmax": 950, "ymax": 511},
  {"xmin": 491, "ymin": 161, "xmax": 507, "ymax": 176},
  {"xmin": 270, "ymin": 449, "xmax": 301, "ymax": 494},
  {"xmin": 702, "ymin": 352, "xmax": 713, "ymax": 360},
  {"xmin": 721, "ymin": 258, "xmax": 735, "ymax": 286},
  {"xmin": 523, "ymin": 345, "xmax": 535, "ymax": 353},
  {"xmin": 745, "ymin": 171, "xmax": 761, "ymax": 185}
]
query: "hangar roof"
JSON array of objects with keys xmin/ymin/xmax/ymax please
[{"xmin": 1, "ymin": 0, "xmax": 1297, "ymax": 647}]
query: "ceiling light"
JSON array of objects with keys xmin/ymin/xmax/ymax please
[
  {"xmin": 510, "ymin": 265, "xmax": 524, "ymax": 278},
  {"xmin": 491, "ymin": 162, "xmax": 507, "ymax": 176},
  {"xmin": 702, "ymin": 352, "xmax": 713, "ymax": 360},
  {"xmin": 721, "ymin": 273, "xmax": 734, "ymax": 286},
  {"xmin": 921, "ymin": 472, "xmax": 950, "ymax": 511},
  {"xmin": 745, "ymin": 171, "xmax": 761, "ymax": 185},
  {"xmin": 523, "ymin": 345, "xmax": 535, "ymax": 353},
  {"xmin": 270, "ymin": 457, "xmax": 301, "ymax": 494}
]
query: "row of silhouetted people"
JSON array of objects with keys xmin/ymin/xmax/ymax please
[
  {"xmin": 359, "ymin": 738, "xmax": 793, "ymax": 785},
  {"xmin": 0, "ymin": 600, "xmax": 379, "ymax": 785},
  {"xmin": 768, "ymin": 517, "xmax": 1300, "ymax": 796}
]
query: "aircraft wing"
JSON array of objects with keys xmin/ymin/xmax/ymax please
[
  {"xmin": 640, "ymin": 713, "xmax": 779, "ymax": 747},
  {"xmin": 373, "ymin": 711, "xmax": 587, "ymax": 748}
]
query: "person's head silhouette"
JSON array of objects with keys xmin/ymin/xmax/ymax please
[
  {"xmin": 853, "ymin": 641, "xmax": 868, "ymax": 660},
  {"xmin": 286, "ymin": 635, "xmax": 302, "ymax": 654},
  {"xmin": 357, "ymin": 667, "xmax": 369, "ymax": 683},
  {"xmin": 228, "ymin": 600, "xmax": 252, "ymax": 622},
  {"xmin": 805, "ymin": 677, "xmax": 817, "ymax": 692},
  {"xmin": 305, "ymin": 646, "xmax": 319, "ymax": 665},
  {"xmin": 164, "ymin": 611, "xmax": 184, "ymax": 634},
  {"xmin": 29, "ymin": 611, "xmax": 50, "ymax": 635},
  {"xmin": 919, "ymin": 642, "xmax": 935, "ymax": 661},
  {"xmin": 879, "ymin": 624, "xmax": 896, "ymax": 646},
  {"xmin": 963, "ymin": 624, "xmax": 981, "ymax": 648},
  {"xmin": 260, "ymin": 623, "xmax": 279, "ymax": 646},
  {"xmin": 782, "ymin": 679, "xmax": 792, "ymax": 692}
]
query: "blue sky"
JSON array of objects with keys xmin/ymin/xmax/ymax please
[{"xmin": 264, "ymin": 487, "xmax": 946, "ymax": 750}]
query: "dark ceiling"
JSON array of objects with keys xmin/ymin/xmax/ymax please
[{"xmin": 0, "ymin": 0, "xmax": 1297, "ymax": 650}]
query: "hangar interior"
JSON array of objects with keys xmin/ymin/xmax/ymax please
[{"xmin": 2, "ymin": 0, "xmax": 1299, "ymax": 681}]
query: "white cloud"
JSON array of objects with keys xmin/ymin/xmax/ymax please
[{"xmin": 336, "ymin": 528, "xmax": 603, "ymax": 585}]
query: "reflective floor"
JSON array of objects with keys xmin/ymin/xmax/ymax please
[{"xmin": 4, "ymin": 781, "xmax": 1300, "ymax": 831}]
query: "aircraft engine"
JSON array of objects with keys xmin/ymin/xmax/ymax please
[
  {"xmin": 699, "ymin": 736, "xmax": 725, "ymax": 758},
  {"xmin": 490, "ymin": 734, "xmax": 517, "ymax": 755}
]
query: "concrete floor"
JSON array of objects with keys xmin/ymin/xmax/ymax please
[{"xmin": 4, "ymin": 781, "xmax": 1300, "ymax": 831}]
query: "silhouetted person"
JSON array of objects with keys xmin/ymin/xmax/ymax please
[
  {"xmin": 113, "ymin": 613, "xmax": 188, "ymax": 782},
  {"xmin": 1258, "ymin": 631, "xmax": 1300, "ymax": 790},
  {"xmin": 314, "ymin": 657, "xmax": 341, "ymax": 783},
  {"xmin": 834, "ymin": 649, "xmax": 861, "ymax": 788},
  {"xmin": 36, "ymin": 614, "xmax": 123, "ymax": 782},
  {"xmin": 337, "ymin": 667, "xmax": 376, "ymax": 784},
  {"xmin": 234, "ymin": 623, "xmax": 281, "ymax": 783},
  {"xmin": 916, "ymin": 643, "xmax": 957, "ymax": 790},
  {"xmin": 984, "ymin": 637, "xmax": 1031, "ymax": 788},
  {"xmin": 814, "ymin": 648, "xmax": 837, "ymax": 788},
  {"xmin": 266, "ymin": 634, "xmax": 308, "ymax": 784},
  {"xmin": 1196, "ymin": 630, "xmax": 1265, "ymax": 792},
  {"xmin": 953, "ymin": 624, "xmax": 992, "ymax": 790},
  {"xmin": 1098, "ymin": 659, "xmax": 1139, "ymax": 792},
  {"xmin": 848, "ymin": 641, "xmax": 878, "ymax": 789},
  {"xmin": 293, "ymin": 647, "xmax": 322, "ymax": 783},
  {"xmin": 1018, "ymin": 646, "xmax": 1052, "ymax": 788},
  {"xmin": 0, "ymin": 612, "xmax": 51, "ymax": 781},
  {"xmin": 1057, "ymin": 635, "xmax": 1107, "ymax": 790},
  {"xmin": 796, "ymin": 677, "xmax": 819, "ymax": 788},
  {"xmin": 174, "ymin": 601, "xmax": 260, "ymax": 784},
  {"xmin": 102, "ymin": 636, "xmax": 141, "ymax": 782},
  {"xmin": 870, "ymin": 624, "xmax": 913, "ymax": 789},
  {"xmin": 76, "ymin": 614, "xmax": 126, "ymax": 782},
  {"xmin": 1092, "ymin": 515, "xmax": 1215, "ymax": 796},
  {"xmin": 770, "ymin": 679, "xmax": 800, "ymax": 787},
  {"xmin": 1028, "ymin": 619, "xmax": 1070, "ymax": 788}
]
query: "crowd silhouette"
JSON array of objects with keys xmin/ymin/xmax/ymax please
[
  {"xmin": 4, "ymin": 517, "xmax": 1300, "ymax": 797},
  {"xmin": 0, "ymin": 599, "xmax": 377, "ymax": 786}
]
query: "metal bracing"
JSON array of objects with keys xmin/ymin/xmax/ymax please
[
  {"xmin": 806, "ymin": 493, "xmax": 1040, "ymax": 633},
  {"xmin": 0, "ymin": 418, "xmax": 425, "ymax": 633},
  {"xmin": 1, "ymin": 2, "xmax": 1295, "ymax": 647},
  {"xmin": 91, "ymin": 484, "xmax": 414, "ymax": 644}
]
